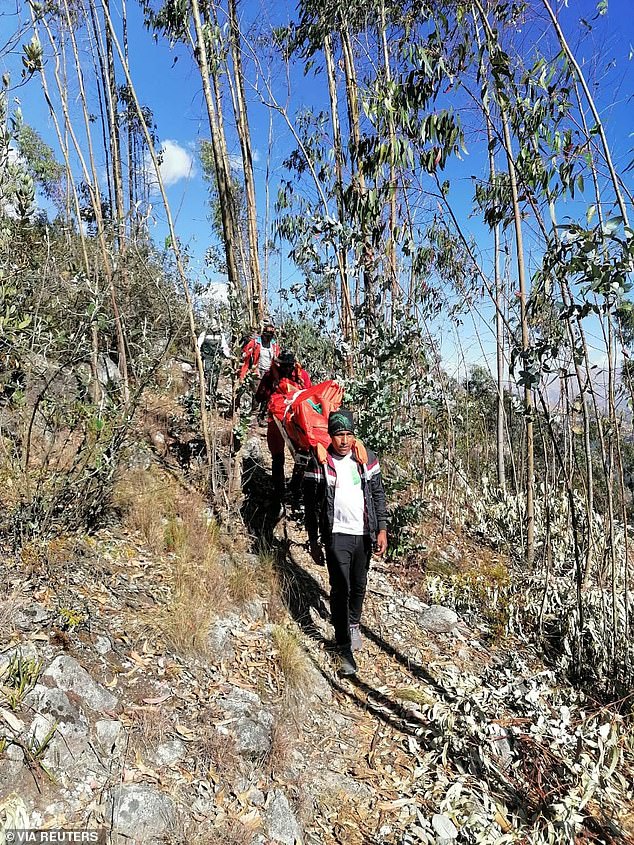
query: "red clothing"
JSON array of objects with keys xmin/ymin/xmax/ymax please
[
  {"xmin": 258, "ymin": 364, "xmax": 312, "ymax": 458},
  {"xmin": 255, "ymin": 364, "xmax": 312, "ymax": 408},
  {"xmin": 239, "ymin": 335, "xmax": 280, "ymax": 381}
]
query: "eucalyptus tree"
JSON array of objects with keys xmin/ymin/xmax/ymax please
[
  {"xmin": 277, "ymin": 0, "xmax": 463, "ymax": 340},
  {"xmin": 142, "ymin": 0, "xmax": 264, "ymax": 329}
]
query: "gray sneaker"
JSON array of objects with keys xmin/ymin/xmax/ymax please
[
  {"xmin": 349, "ymin": 624, "xmax": 362, "ymax": 652},
  {"xmin": 338, "ymin": 648, "xmax": 357, "ymax": 676}
]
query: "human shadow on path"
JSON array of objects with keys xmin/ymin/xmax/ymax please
[
  {"xmin": 240, "ymin": 450, "xmax": 279, "ymax": 547},
  {"xmin": 280, "ymin": 536, "xmax": 457, "ymax": 707}
]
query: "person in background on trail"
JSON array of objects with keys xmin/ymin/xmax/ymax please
[
  {"xmin": 197, "ymin": 323, "xmax": 231, "ymax": 405},
  {"xmin": 303, "ymin": 409, "xmax": 388, "ymax": 677},
  {"xmin": 256, "ymin": 349, "xmax": 311, "ymax": 502},
  {"xmin": 238, "ymin": 320, "xmax": 280, "ymax": 384}
]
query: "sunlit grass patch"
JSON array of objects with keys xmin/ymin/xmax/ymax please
[{"xmin": 271, "ymin": 625, "xmax": 310, "ymax": 693}]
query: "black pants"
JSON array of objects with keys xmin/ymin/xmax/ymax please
[{"xmin": 325, "ymin": 533, "xmax": 371, "ymax": 647}]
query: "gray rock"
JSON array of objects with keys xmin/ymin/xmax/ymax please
[
  {"xmin": 207, "ymin": 615, "xmax": 239, "ymax": 662},
  {"xmin": 0, "ymin": 643, "xmax": 40, "ymax": 671},
  {"xmin": 108, "ymin": 784, "xmax": 176, "ymax": 842},
  {"xmin": 432, "ymin": 813, "xmax": 458, "ymax": 844},
  {"xmin": 13, "ymin": 605, "xmax": 49, "ymax": 630},
  {"xmin": 305, "ymin": 664, "xmax": 332, "ymax": 704},
  {"xmin": 244, "ymin": 599, "xmax": 265, "ymax": 623},
  {"xmin": 418, "ymin": 605, "xmax": 459, "ymax": 633},
  {"xmin": 94, "ymin": 635, "xmax": 112, "ymax": 655},
  {"xmin": 95, "ymin": 719, "xmax": 125, "ymax": 754},
  {"xmin": 264, "ymin": 790, "xmax": 303, "ymax": 845},
  {"xmin": 402, "ymin": 596, "xmax": 429, "ymax": 613},
  {"xmin": 314, "ymin": 770, "xmax": 372, "ymax": 800},
  {"xmin": 30, "ymin": 712, "xmax": 101, "ymax": 781},
  {"xmin": 149, "ymin": 739, "xmax": 186, "ymax": 767},
  {"xmin": 26, "ymin": 685, "xmax": 87, "ymax": 732},
  {"xmin": 97, "ymin": 353, "xmax": 122, "ymax": 388},
  {"xmin": 248, "ymin": 787, "xmax": 266, "ymax": 807},
  {"xmin": 219, "ymin": 687, "xmax": 273, "ymax": 758},
  {"xmin": 42, "ymin": 655, "xmax": 118, "ymax": 711}
]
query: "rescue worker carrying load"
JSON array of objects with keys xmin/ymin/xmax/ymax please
[{"xmin": 256, "ymin": 350, "xmax": 311, "ymax": 501}]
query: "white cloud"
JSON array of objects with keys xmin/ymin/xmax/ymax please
[
  {"xmin": 147, "ymin": 140, "xmax": 195, "ymax": 188},
  {"xmin": 227, "ymin": 148, "xmax": 260, "ymax": 173},
  {"xmin": 228, "ymin": 153, "xmax": 243, "ymax": 173}
]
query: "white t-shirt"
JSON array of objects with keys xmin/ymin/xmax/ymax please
[
  {"xmin": 258, "ymin": 343, "xmax": 274, "ymax": 376},
  {"xmin": 332, "ymin": 453, "xmax": 365, "ymax": 535}
]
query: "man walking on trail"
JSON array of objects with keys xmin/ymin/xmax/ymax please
[
  {"xmin": 238, "ymin": 320, "xmax": 280, "ymax": 382},
  {"xmin": 303, "ymin": 409, "xmax": 388, "ymax": 677},
  {"xmin": 256, "ymin": 350, "xmax": 311, "ymax": 502},
  {"xmin": 197, "ymin": 323, "xmax": 231, "ymax": 405}
]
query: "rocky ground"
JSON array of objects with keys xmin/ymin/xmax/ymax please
[{"xmin": 1, "ymin": 427, "xmax": 633, "ymax": 845}]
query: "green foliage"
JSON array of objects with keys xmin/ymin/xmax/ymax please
[
  {"xmin": 0, "ymin": 653, "xmax": 42, "ymax": 711},
  {"xmin": 346, "ymin": 316, "xmax": 429, "ymax": 455},
  {"xmin": 16, "ymin": 124, "xmax": 64, "ymax": 205},
  {"xmin": 386, "ymin": 497, "xmax": 426, "ymax": 563},
  {"xmin": 278, "ymin": 316, "xmax": 337, "ymax": 381},
  {"xmin": 57, "ymin": 606, "xmax": 87, "ymax": 631}
]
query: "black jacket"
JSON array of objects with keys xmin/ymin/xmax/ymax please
[{"xmin": 303, "ymin": 444, "xmax": 387, "ymax": 546}]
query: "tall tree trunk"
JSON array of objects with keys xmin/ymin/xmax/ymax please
[
  {"xmin": 485, "ymin": 105, "xmax": 506, "ymax": 491},
  {"xmin": 227, "ymin": 0, "xmax": 263, "ymax": 325},
  {"xmin": 100, "ymin": 0, "xmax": 215, "ymax": 481},
  {"xmin": 474, "ymin": 0, "xmax": 534, "ymax": 566},
  {"xmin": 33, "ymin": 1, "xmax": 128, "ymax": 405},
  {"xmin": 122, "ymin": 0, "xmax": 135, "ymax": 225},
  {"xmin": 339, "ymin": 23, "xmax": 374, "ymax": 320},
  {"xmin": 189, "ymin": 0, "xmax": 242, "ymax": 315},
  {"xmin": 379, "ymin": 0, "xmax": 398, "ymax": 325},
  {"xmin": 87, "ymin": 0, "xmax": 130, "ymax": 399},
  {"xmin": 324, "ymin": 31, "xmax": 354, "ymax": 345}
]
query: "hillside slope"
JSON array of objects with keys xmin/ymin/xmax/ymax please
[{"xmin": 1, "ymin": 428, "xmax": 633, "ymax": 845}]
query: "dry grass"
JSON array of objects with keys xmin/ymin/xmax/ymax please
[
  {"xmin": 254, "ymin": 548, "xmax": 286, "ymax": 623},
  {"xmin": 162, "ymin": 554, "xmax": 228, "ymax": 657},
  {"xmin": 264, "ymin": 716, "xmax": 295, "ymax": 777},
  {"xmin": 393, "ymin": 686, "xmax": 435, "ymax": 706},
  {"xmin": 316, "ymin": 789, "xmax": 367, "ymax": 845},
  {"xmin": 127, "ymin": 705, "xmax": 172, "ymax": 753},
  {"xmin": 270, "ymin": 625, "xmax": 310, "ymax": 693},
  {"xmin": 113, "ymin": 466, "xmax": 177, "ymax": 555},
  {"xmin": 115, "ymin": 466, "xmax": 228, "ymax": 657},
  {"xmin": 169, "ymin": 818, "xmax": 254, "ymax": 845},
  {"xmin": 196, "ymin": 723, "xmax": 241, "ymax": 779},
  {"xmin": 114, "ymin": 466, "xmax": 292, "ymax": 659},
  {"xmin": 225, "ymin": 562, "xmax": 259, "ymax": 605}
]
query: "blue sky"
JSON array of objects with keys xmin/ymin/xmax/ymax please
[{"xmin": 1, "ymin": 0, "xmax": 633, "ymax": 378}]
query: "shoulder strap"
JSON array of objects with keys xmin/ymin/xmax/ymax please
[
  {"xmin": 352, "ymin": 439, "xmax": 368, "ymax": 465},
  {"xmin": 315, "ymin": 442, "xmax": 328, "ymax": 464}
]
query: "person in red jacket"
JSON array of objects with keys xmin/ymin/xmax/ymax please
[
  {"xmin": 256, "ymin": 350, "xmax": 311, "ymax": 501},
  {"xmin": 238, "ymin": 320, "xmax": 280, "ymax": 382}
]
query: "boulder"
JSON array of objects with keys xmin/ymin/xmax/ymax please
[
  {"xmin": 107, "ymin": 784, "xmax": 176, "ymax": 842},
  {"xmin": 219, "ymin": 687, "xmax": 273, "ymax": 758},
  {"xmin": 418, "ymin": 606, "xmax": 459, "ymax": 633},
  {"xmin": 264, "ymin": 790, "xmax": 303, "ymax": 845},
  {"xmin": 42, "ymin": 655, "xmax": 118, "ymax": 711},
  {"xmin": 95, "ymin": 719, "xmax": 126, "ymax": 755},
  {"xmin": 149, "ymin": 739, "xmax": 187, "ymax": 767}
]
